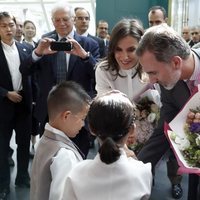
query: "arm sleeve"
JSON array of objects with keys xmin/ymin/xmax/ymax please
[
  {"xmin": 95, "ymin": 64, "xmax": 113, "ymax": 96},
  {"xmin": 49, "ymin": 148, "xmax": 79, "ymax": 200}
]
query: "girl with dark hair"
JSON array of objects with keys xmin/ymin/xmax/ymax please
[{"xmin": 63, "ymin": 91, "xmax": 152, "ymax": 200}]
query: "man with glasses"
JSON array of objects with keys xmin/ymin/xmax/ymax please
[
  {"xmin": 20, "ymin": 1, "xmax": 100, "ymax": 158},
  {"xmin": 74, "ymin": 7, "xmax": 106, "ymax": 58}
]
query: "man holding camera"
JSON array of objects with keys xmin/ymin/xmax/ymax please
[{"xmin": 20, "ymin": 1, "xmax": 99, "ymax": 157}]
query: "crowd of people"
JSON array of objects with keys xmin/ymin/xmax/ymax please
[{"xmin": 0, "ymin": 1, "xmax": 199, "ymax": 200}]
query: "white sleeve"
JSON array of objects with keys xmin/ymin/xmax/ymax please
[
  {"xmin": 95, "ymin": 64, "xmax": 113, "ymax": 96},
  {"xmin": 62, "ymin": 176, "xmax": 77, "ymax": 200},
  {"xmin": 49, "ymin": 148, "xmax": 80, "ymax": 200}
]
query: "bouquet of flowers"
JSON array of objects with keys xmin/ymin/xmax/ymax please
[
  {"xmin": 127, "ymin": 89, "xmax": 161, "ymax": 153},
  {"xmin": 169, "ymin": 107, "xmax": 200, "ymax": 168},
  {"xmin": 165, "ymin": 86, "xmax": 200, "ymax": 174}
]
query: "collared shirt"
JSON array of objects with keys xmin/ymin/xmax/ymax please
[
  {"xmin": 191, "ymin": 52, "xmax": 200, "ymax": 85},
  {"xmin": 78, "ymin": 30, "xmax": 88, "ymax": 37},
  {"xmin": 1, "ymin": 41, "xmax": 22, "ymax": 91},
  {"xmin": 44, "ymin": 123, "xmax": 81, "ymax": 200}
]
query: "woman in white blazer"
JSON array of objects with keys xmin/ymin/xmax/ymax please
[{"xmin": 63, "ymin": 91, "xmax": 152, "ymax": 200}]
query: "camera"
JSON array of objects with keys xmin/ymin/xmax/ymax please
[{"xmin": 50, "ymin": 41, "xmax": 73, "ymax": 51}]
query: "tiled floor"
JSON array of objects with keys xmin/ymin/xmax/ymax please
[{"xmin": 8, "ymin": 134, "xmax": 189, "ymax": 200}]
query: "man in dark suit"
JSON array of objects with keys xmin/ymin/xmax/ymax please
[
  {"xmin": 96, "ymin": 20, "xmax": 109, "ymax": 55},
  {"xmin": 20, "ymin": 1, "xmax": 99, "ymax": 158},
  {"xmin": 74, "ymin": 7, "xmax": 106, "ymax": 58},
  {"xmin": 147, "ymin": 6, "xmax": 184, "ymax": 198},
  {"xmin": 136, "ymin": 24, "xmax": 200, "ymax": 200},
  {"xmin": 0, "ymin": 12, "xmax": 33, "ymax": 200}
]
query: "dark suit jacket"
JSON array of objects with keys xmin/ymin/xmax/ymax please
[
  {"xmin": 0, "ymin": 41, "xmax": 33, "ymax": 121},
  {"xmin": 88, "ymin": 34, "xmax": 106, "ymax": 58},
  {"xmin": 20, "ymin": 32, "xmax": 99, "ymax": 123}
]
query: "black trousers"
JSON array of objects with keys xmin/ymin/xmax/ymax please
[
  {"xmin": 188, "ymin": 174, "xmax": 200, "ymax": 200},
  {"xmin": 137, "ymin": 132, "xmax": 181, "ymax": 184},
  {"xmin": 0, "ymin": 102, "xmax": 31, "ymax": 189}
]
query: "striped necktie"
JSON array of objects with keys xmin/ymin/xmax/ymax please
[{"xmin": 56, "ymin": 38, "xmax": 67, "ymax": 84}]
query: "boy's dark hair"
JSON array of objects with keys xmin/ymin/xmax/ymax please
[
  {"xmin": 88, "ymin": 92, "xmax": 136, "ymax": 164},
  {"xmin": 47, "ymin": 81, "xmax": 91, "ymax": 119}
]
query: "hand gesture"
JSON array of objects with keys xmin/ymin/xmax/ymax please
[{"xmin": 35, "ymin": 38, "xmax": 57, "ymax": 56}]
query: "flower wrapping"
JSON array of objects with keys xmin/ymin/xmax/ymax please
[
  {"xmin": 165, "ymin": 85, "xmax": 200, "ymax": 175},
  {"xmin": 128, "ymin": 89, "xmax": 161, "ymax": 153}
]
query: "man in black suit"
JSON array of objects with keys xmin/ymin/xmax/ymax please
[
  {"xmin": 0, "ymin": 12, "xmax": 33, "ymax": 200},
  {"xmin": 74, "ymin": 7, "xmax": 106, "ymax": 58},
  {"xmin": 136, "ymin": 24, "xmax": 200, "ymax": 200},
  {"xmin": 20, "ymin": 1, "xmax": 99, "ymax": 157},
  {"xmin": 147, "ymin": 6, "xmax": 183, "ymax": 198}
]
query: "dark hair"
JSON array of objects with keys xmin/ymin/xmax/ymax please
[
  {"xmin": 0, "ymin": 11, "xmax": 16, "ymax": 24},
  {"xmin": 74, "ymin": 7, "xmax": 90, "ymax": 18},
  {"xmin": 101, "ymin": 18, "xmax": 144, "ymax": 80},
  {"xmin": 47, "ymin": 81, "xmax": 91, "ymax": 119},
  {"xmin": 88, "ymin": 92, "xmax": 136, "ymax": 164},
  {"xmin": 23, "ymin": 20, "xmax": 36, "ymax": 30},
  {"xmin": 149, "ymin": 6, "xmax": 167, "ymax": 19},
  {"xmin": 97, "ymin": 20, "xmax": 108, "ymax": 28},
  {"xmin": 136, "ymin": 24, "xmax": 191, "ymax": 63}
]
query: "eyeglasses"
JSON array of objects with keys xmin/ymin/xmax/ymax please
[
  {"xmin": 52, "ymin": 17, "xmax": 72, "ymax": 24},
  {"xmin": 76, "ymin": 16, "xmax": 90, "ymax": 21}
]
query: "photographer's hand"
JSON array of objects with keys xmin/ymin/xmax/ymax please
[
  {"xmin": 65, "ymin": 37, "xmax": 89, "ymax": 59},
  {"xmin": 35, "ymin": 38, "xmax": 57, "ymax": 56}
]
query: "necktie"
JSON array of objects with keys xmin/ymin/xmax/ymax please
[{"xmin": 56, "ymin": 38, "xmax": 67, "ymax": 84}]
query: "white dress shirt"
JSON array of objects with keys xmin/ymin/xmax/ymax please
[
  {"xmin": 2, "ymin": 41, "xmax": 22, "ymax": 91},
  {"xmin": 63, "ymin": 149, "xmax": 152, "ymax": 200}
]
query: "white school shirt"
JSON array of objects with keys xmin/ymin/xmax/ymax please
[{"xmin": 63, "ymin": 149, "xmax": 152, "ymax": 200}]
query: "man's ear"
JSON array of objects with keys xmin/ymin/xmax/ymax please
[{"xmin": 171, "ymin": 56, "xmax": 182, "ymax": 70}]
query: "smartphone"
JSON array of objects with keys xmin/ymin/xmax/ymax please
[{"xmin": 50, "ymin": 41, "xmax": 73, "ymax": 51}]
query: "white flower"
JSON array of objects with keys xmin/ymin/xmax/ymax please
[
  {"xmin": 195, "ymin": 135, "xmax": 200, "ymax": 146},
  {"xmin": 175, "ymin": 136, "xmax": 190, "ymax": 151},
  {"xmin": 147, "ymin": 113, "xmax": 156, "ymax": 123}
]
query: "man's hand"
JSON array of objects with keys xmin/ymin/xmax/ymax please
[
  {"xmin": 35, "ymin": 38, "xmax": 57, "ymax": 56},
  {"xmin": 65, "ymin": 37, "xmax": 88, "ymax": 59},
  {"xmin": 7, "ymin": 91, "xmax": 22, "ymax": 103}
]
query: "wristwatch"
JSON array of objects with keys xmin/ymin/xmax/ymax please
[{"xmin": 81, "ymin": 51, "xmax": 90, "ymax": 61}]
